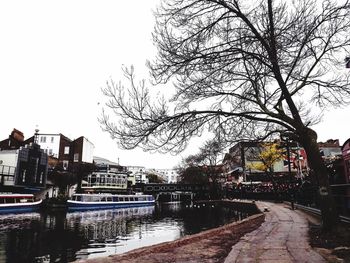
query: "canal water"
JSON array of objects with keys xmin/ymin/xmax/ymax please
[{"xmin": 0, "ymin": 202, "xmax": 253, "ymax": 262}]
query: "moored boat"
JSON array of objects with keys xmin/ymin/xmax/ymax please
[
  {"xmin": 67, "ymin": 193, "xmax": 155, "ymax": 211},
  {"xmin": 0, "ymin": 193, "xmax": 42, "ymax": 213}
]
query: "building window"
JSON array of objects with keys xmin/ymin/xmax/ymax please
[
  {"xmin": 40, "ymin": 136, "xmax": 46, "ymax": 143},
  {"xmin": 51, "ymin": 137, "xmax": 54, "ymax": 143},
  {"xmin": 49, "ymin": 149, "xmax": 53, "ymax": 155},
  {"xmin": 22, "ymin": 170, "xmax": 26, "ymax": 182},
  {"xmin": 74, "ymin": 153, "xmax": 79, "ymax": 162},
  {"xmin": 64, "ymin": 146, "xmax": 69, "ymax": 155}
]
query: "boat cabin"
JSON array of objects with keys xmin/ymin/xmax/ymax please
[
  {"xmin": 0, "ymin": 194, "xmax": 36, "ymax": 204},
  {"xmin": 71, "ymin": 193, "xmax": 154, "ymax": 203}
]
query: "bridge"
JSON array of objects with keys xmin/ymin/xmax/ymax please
[
  {"xmin": 132, "ymin": 183, "xmax": 210, "ymax": 202},
  {"xmin": 133, "ymin": 183, "xmax": 209, "ymax": 194}
]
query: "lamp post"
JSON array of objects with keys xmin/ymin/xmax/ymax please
[
  {"xmin": 280, "ymin": 133, "xmax": 292, "ymax": 180},
  {"xmin": 34, "ymin": 128, "xmax": 39, "ymax": 144},
  {"xmin": 280, "ymin": 133, "xmax": 294, "ymax": 210}
]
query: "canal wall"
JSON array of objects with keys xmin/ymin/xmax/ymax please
[
  {"xmin": 196, "ymin": 199, "xmax": 261, "ymax": 214},
  {"xmin": 78, "ymin": 200, "xmax": 265, "ymax": 263}
]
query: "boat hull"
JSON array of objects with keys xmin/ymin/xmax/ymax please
[
  {"xmin": 0, "ymin": 200, "xmax": 42, "ymax": 214},
  {"xmin": 67, "ymin": 200, "xmax": 155, "ymax": 211}
]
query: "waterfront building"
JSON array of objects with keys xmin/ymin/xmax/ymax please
[
  {"xmin": 0, "ymin": 128, "xmax": 95, "ymax": 196},
  {"xmin": 26, "ymin": 133, "xmax": 94, "ymax": 171},
  {"xmin": 80, "ymin": 157, "xmax": 129, "ymax": 194},
  {"xmin": 0, "ymin": 142, "xmax": 48, "ymax": 192}
]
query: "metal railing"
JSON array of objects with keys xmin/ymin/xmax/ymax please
[
  {"xmin": 285, "ymin": 202, "xmax": 350, "ymax": 224},
  {"xmin": 227, "ymin": 183, "xmax": 350, "ymax": 217}
]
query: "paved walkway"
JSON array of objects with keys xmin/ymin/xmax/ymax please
[{"xmin": 224, "ymin": 201, "xmax": 326, "ymax": 263}]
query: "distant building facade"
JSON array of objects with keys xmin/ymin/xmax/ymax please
[
  {"xmin": 127, "ymin": 166, "xmax": 148, "ymax": 184},
  {"xmin": 342, "ymin": 139, "xmax": 350, "ymax": 183},
  {"xmin": 318, "ymin": 139, "xmax": 342, "ymax": 159},
  {"xmin": 146, "ymin": 168, "xmax": 179, "ymax": 183},
  {"xmin": 222, "ymin": 141, "xmax": 309, "ymax": 183}
]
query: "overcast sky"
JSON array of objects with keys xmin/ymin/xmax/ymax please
[{"xmin": 0, "ymin": 0, "xmax": 349, "ymax": 169}]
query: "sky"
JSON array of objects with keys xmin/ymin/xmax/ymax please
[{"xmin": 0, "ymin": 1, "xmax": 349, "ymax": 169}]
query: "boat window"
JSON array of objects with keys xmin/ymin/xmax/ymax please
[
  {"xmin": 76, "ymin": 195, "xmax": 82, "ymax": 201},
  {"xmin": 5, "ymin": 198, "xmax": 15, "ymax": 203},
  {"xmin": 100, "ymin": 177, "xmax": 105, "ymax": 185},
  {"xmin": 0, "ymin": 198, "xmax": 5, "ymax": 204},
  {"xmin": 107, "ymin": 197, "xmax": 112, "ymax": 202},
  {"xmin": 112, "ymin": 197, "xmax": 118, "ymax": 202},
  {"xmin": 91, "ymin": 174, "xmax": 97, "ymax": 184},
  {"xmin": 91, "ymin": 196, "xmax": 99, "ymax": 202},
  {"xmin": 124, "ymin": 197, "xmax": 129, "ymax": 202},
  {"xmin": 18, "ymin": 198, "xmax": 26, "ymax": 203}
]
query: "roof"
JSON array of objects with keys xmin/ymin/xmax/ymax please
[
  {"xmin": 0, "ymin": 149, "xmax": 18, "ymax": 154},
  {"xmin": 93, "ymin": 156, "xmax": 119, "ymax": 166}
]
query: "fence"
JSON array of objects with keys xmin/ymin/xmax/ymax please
[{"xmin": 226, "ymin": 183, "xmax": 350, "ymax": 217}]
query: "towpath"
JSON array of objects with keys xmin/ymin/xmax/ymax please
[{"xmin": 224, "ymin": 201, "xmax": 326, "ymax": 263}]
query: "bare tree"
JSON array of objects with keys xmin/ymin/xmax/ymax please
[
  {"xmin": 176, "ymin": 139, "xmax": 224, "ymax": 197},
  {"xmin": 100, "ymin": 0, "xmax": 350, "ymax": 231},
  {"xmin": 182, "ymin": 139, "xmax": 224, "ymax": 182}
]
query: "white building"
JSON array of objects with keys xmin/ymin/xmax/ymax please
[
  {"xmin": 35, "ymin": 133, "xmax": 94, "ymax": 171},
  {"xmin": 146, "ymin": 168, "xmax": 179, "ymax": 183},
  {"xmin": 71, "ymin": 136, "xmax": 94, "ymax": 164},
  {"xmin": 36, "ymin": 133, "xmax": 71, "ymax": 159},
  {"xmin": 127, "ymin": 166, "xmax": 148, "ymax": 184}
]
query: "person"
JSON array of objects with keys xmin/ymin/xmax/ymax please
[{"xmin": 45, "ymin": 192, "xmax": 49, "ymax": 199}]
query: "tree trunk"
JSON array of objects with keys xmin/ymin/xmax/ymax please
[{"xmin": 299, "ymin": 128, "xmax": 339, "ymax": 231}]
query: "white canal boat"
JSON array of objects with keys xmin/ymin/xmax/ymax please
[
  {"xmin": 0, "ymin": 193, "xmax": 42, "ymax": 213},
  {"xmin": 67, "ymin": 193, "xmax": 155, "ymax": 211}
]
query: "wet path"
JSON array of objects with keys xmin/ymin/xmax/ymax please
[{"xmin": 224, "ymin": 202, "xmax": 325, "ymax": 263}]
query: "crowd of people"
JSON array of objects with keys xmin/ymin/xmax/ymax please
[{"xmin": 224, "ymin": 179, "xmax": 317, "ymax": 204}]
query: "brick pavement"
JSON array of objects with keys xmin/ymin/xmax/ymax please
[{"xmin": 224, "ymin": 201, "xmax": 326, "ymax": 263}]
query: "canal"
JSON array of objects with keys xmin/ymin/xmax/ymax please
[{"xmin": 0, "ymin": 202, "xmax": 254, "ymax": 262}]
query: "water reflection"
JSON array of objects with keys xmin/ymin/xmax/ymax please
[
  {"xmin": 66, "ymin": 206, "xmax": 157, "ymax": 259},
  {"xmin": 0, "ymin": 202, "xmax": 252, "ymax": 262}
]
